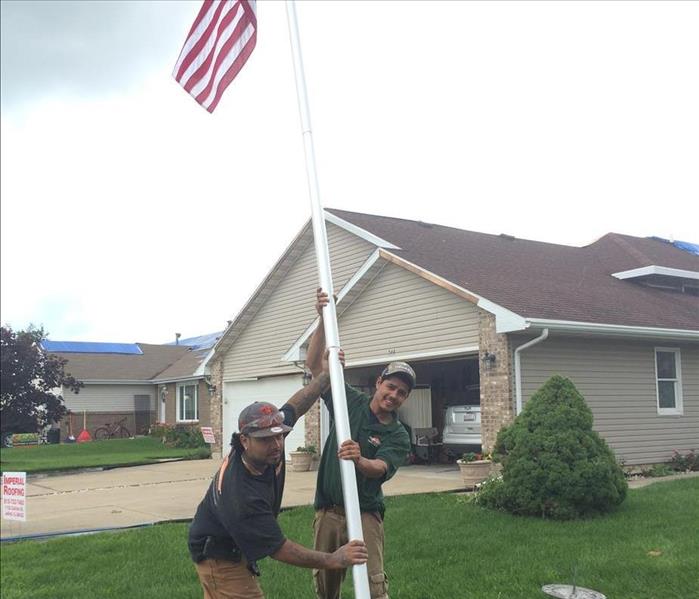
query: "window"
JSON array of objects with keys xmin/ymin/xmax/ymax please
[
  {"xmin": 177, "ymin": 382, "xmax": 199, "ymax": 422},
  {"xmin": 654, "ymin": 348, "xmax": 683, "ymax": 415}
]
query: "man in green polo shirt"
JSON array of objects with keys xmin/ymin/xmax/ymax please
[{"xmin": 306, "ymin": 289, "xmax": 413, "ymax": 599}]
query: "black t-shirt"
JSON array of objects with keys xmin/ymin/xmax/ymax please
[{"xmin": 188, "ymin": 404, "xmax": 296, "ymax": 565}]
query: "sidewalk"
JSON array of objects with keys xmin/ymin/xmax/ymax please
[
  {"xmin": 2, "ymin": 461, "xmax": 696, "ymax": 540},
  {"xmin": 0, "ymin": 460, "xmax": 464, "ymax": 539}
]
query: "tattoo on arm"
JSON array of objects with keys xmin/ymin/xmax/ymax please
[
  {"xmin": 272, "ymin": 539, "xmax": 334, "ymax": 569},
  {"xmin": 287, "ymin": 372, "xmax": 331, "ymax": 418}
]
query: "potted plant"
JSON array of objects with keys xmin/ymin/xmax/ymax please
[
  {"xmin": 457, "ymin": 451, "xmax": 494, "ymax": 489},
  {"xmin": 290, "ymin": 445, "xmax": 317, "ymax": 472}
]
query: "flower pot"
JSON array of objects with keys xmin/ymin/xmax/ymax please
[
  {"xmin": 458, "ymin": 460, "xmax": 492, "ymax": 489},
  {"xmin": 290, "ymin": 451, "xmax": 313, "ymax": 472}
]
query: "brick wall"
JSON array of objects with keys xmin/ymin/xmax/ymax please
[
  {"xmin": 478, "ymin": 310, "xmax": 515, "ymax": 452},
  {"xmin": 60, "ymin": 410, "xmax": 149, "ymax": 440},
  {"xmin": 209, "ymin": 358, "xmax": 224, "ymax": 456},
  {"xmin": 304, "ymin": 399, "xmax": 321, "ymax": 451}
]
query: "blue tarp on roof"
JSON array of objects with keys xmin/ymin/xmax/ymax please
[
  {"xmin": 650, "ymin": 237, "xmax": 699, "ymax": 257},
  {"xmin": 673, "ymin": 240, "xmax": 699, "ymax": 256},
  {"xmin": 165, "ymin": 332, "xmax": 222, "ymax": 351},
  {"xmin": 41, "ymin": 341, "xmax": 143, "ymax": 354}
]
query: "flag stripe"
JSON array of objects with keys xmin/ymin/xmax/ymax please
[
  {"xmin": 173, "ymin": 0, "xmax": 257, "ymax": 113},
  {"xmin": 188, "ymin": 4, "xmax": 246, "ymax": 97},
  {"xmin": 172, "ymin": 0, "xmax": 232, "ymax": 81},
  {"xmin": 172, "ymin": 1, "xmax": 222, "ymax": 78},
  {"xmin": 201, "ymin": 25, "xmax": 256, "ymax": 111},
  {"xmin": 176, "ymin": 1, "xmax": 238, "ymax": 88}
]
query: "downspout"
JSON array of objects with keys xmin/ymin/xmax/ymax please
[{"xmin": 514, "ymin": 328, "xmax": 549, "ymax": 414}]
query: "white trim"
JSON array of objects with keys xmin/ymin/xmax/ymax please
[
  {"xmin": 324, "ymin": 211, "xmax": 401, "ymax": 249},
  {"xmin": 158, "ymin": 385, "xmax": 167, "ymax": 422},
  {"xmin": 176, "ymin": 381, "xmax": 200, "ymax": 423},
  {"xmin": 151, "ymin": 374, "xmax": 206, "ymax": 384},
  {"xmin": 378, "ymin": 249, "xmax": 529, "ymax": 333},
  {"xmin": 222, "ymin": 376, "xmax": 259, "ymax": 383},
  {"xmin": 74, "ymin": 379, "xmax": 159, "ymax": 385},
  {"xmin": 282, "ymin": 249, "xmax": 383, "ymax": 362},
  {"xmin": 525, "ymin": 318, "xmax": 699, "ymax": 340},
  {"xmin": 514, "ymin": 329, "xmax": 549, "ymax": 414},
  {"xmin": 654, "ymin": 347, "xmax": 684, "ymax": 416},
  {"xmin": 477, "ymin": 298, "xmax": 529, "ymax": 333},
  {"xmin": 212, "ymin": 222, "xmax": 315, "ymax": 357},
  {"xmin": 344, "ymin": 345, "xmax": 479, "ymax": 369},
  {"xmin": 612, "ymin": 265, "xmax": 699, "ymax": 280},
  {"xmin": 193, "ymin": 347, "xmax": 215, "ymax": 377}
]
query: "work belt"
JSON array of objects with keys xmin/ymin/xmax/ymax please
[
  {"xmin": 323, "ymin": 505, "xmax": 347, "ymax": 515},
  {"xmin": 190, "ymin": 536, "xmax": 242, "ymax": 564},
  {"xmin": 321, "ymin": 505, "xmax": 383, "ymax": 521}
]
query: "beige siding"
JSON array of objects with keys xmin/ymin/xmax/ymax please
[
  {"xmin": 222, "ymin": 224, "xmax": 375, "ymax": 380},
  {"xmin": 518, "ymin": 336, "xmax": 699, "ymax": 465},
  {"xmin": 63, "ymin": 383, "xmax": 156, "ymax": 411},
  {"xmin": 338, "ymin": 263, "xmax": 480, "ymax": 364}
]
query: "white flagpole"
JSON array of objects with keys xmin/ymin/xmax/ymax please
[{"xmin": 285, "ymin": 2, "xmax": 371, "ymax": 597}]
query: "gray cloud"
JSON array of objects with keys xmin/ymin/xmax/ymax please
[{"xmin": 1, "ymin": 0, "xmax": 198, "ymax": 109}]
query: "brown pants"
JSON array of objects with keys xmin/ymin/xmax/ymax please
[
  {"xmin": 313, "ymin": 508, "xmax": 388, "ymax": 599},
  {"xmin": 194, "ymin": 558, "xmax": 264, "ymax": 599}
]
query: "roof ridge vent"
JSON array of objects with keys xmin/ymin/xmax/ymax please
[
  {"xmin": 499, "ymin": 233, "xmax": 516, "ymax": 241},
  {"xmin": 417, "ymin": 221, "xmax": 433, "ymax": 228}
]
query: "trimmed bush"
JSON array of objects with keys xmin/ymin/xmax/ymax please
[
  {"xmin": 478, "ymin": 375, "xmax": 627, "ymax": 519},
  {"xmin": 669, "ymin": 450, "xmax": 699, "ymax": 472},
  {"xmin": 10, "ymin": 433, "xmax": 40, "ymax": 446},
  {"xmin": 149, "ymin": 423, "xmax": 207, "ymax": 449}
]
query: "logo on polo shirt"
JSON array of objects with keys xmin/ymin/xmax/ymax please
[{"xmin": 368, "ymin": 435, "xmax": 381, "ymax": 447}]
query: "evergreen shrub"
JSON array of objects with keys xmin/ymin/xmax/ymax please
[{"xmin": 477, "ymin": 375, "xmax": 627, "ymax": 519}]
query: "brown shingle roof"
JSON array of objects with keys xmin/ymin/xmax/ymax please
[
  {"xmin": 154, "ymin": 348, "xmax": 211, "ymax": 381},
  {"xmin": 328, "ymin": 209, "xmax": 699, "ymax": 331},
  {"xmin": 55, "ymin": 344, "xmax": 193, "ymax": 381}
]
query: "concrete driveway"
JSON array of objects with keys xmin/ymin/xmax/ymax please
[
  {"xmin": 1, "ymin": 459, "xmax": 464, "ymax": 540},
  {"xmin": 4, "ymin": 460, "xmax": 694, "ymax": 540}
]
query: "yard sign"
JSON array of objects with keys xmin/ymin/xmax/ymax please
[
  {"xmin": 2, "ymin": 471, "xmax": 27, "ymax": 522},
  {"xmin": 200, "ymin": 426, "xmax": 216, "ymax": 444}
]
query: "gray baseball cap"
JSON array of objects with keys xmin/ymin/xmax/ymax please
[
  {"xmin": 238, "ymin": 402, "xmax": 292, "ymax": 437},
  {"xmin": 381, "ymin": 361, "xmax": 416, "ymax": 390}
]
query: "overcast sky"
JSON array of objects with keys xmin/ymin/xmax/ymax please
[{"xmin": 1, "ymin": 0, "xmax": 697, "ymax": 344}]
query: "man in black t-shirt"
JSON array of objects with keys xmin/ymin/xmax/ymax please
[{"xmin": 189, "ymin": 352, "xmax": 367, "ymax": 599}]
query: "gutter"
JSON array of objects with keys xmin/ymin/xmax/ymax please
[
  {"xmin": 524, "ymin": 319, "xmax": 699, "ymax": 340},
  {"xmin": 514, "ymin": 328, "xmax": 549, "ymax": 415}
]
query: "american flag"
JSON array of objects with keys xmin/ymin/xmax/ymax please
[{"xmin": 173, "ymin": 0, "xmax": 257, "ymax": 113}]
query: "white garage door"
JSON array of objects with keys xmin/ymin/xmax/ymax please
[{"xmin": 223, "ymin": 375, "xmax": 306, "ymax": 458}]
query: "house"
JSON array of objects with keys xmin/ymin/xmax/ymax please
[
  {"xmin": 44, "ymin": 332, "xmax": 221, "ymax": 439},
  {"xmin": 206, "ymin": 209, "xmax": 698, "ymax": 465}
]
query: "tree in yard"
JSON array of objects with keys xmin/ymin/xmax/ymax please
[
  {"xmin": 1, "ymin": 325, "xmax": 83, "ymax": 436},
  {"xmin": 477, "ymin": 375, "xmax": 627, "ymax": 520}
]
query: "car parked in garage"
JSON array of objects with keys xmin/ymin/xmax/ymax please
[{"xmin": 442, "ymin": 404, "xmax": 481, "ymax": 456}]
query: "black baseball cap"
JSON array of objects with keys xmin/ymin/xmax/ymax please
[{"xmin": 238, "ymin": 402, "xmax": 292, "ymax": 437}]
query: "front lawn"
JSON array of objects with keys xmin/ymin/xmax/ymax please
[
  {"xmin": 0, "ymin": 437, "xmax": 210, "ymax": 474},
  {"xmin": 2, "ymin": 478, "xmax": 697, "ymax": 598}
]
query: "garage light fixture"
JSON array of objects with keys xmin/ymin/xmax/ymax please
[
  {"xmin": 482, "ymin": 352, "xmax": 497, "ymax": 368},
  {"xmin": 204, "ymin": 375, "xmax": 216, "ymax": 396}
]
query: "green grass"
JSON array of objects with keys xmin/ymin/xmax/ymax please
[
  {"xmin": 2, "ymin": 478, "xmax": 697, "ymax": 598},
  {"xmin": 0, "ymin": 437, "xmax": 210, "ymax": 474}
]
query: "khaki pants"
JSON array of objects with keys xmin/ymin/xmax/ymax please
[
  {"xmin": 194, "ymin": 558, "xmax": 264, "ymax": 599},
  {"xmin": 313, "ymin": 508, "xmax": 388, "ymax": 599}
]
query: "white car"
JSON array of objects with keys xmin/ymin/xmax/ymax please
[{"xmin": 442, "ymin": 405, "xmax": 481, "ymax": 455}]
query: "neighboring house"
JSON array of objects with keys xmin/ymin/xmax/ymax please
[
  {"xmin": 206, "ymin": 209, "xmax": 698, "ymax": 465},
  {"xmin": 43, "ymin": 333, "xmax": 221, "ymax": 439}
]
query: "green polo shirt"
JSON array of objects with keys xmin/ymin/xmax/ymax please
[{"xmin": 314, "ymin": 383, "xmax": 410, "ymax": 516}]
